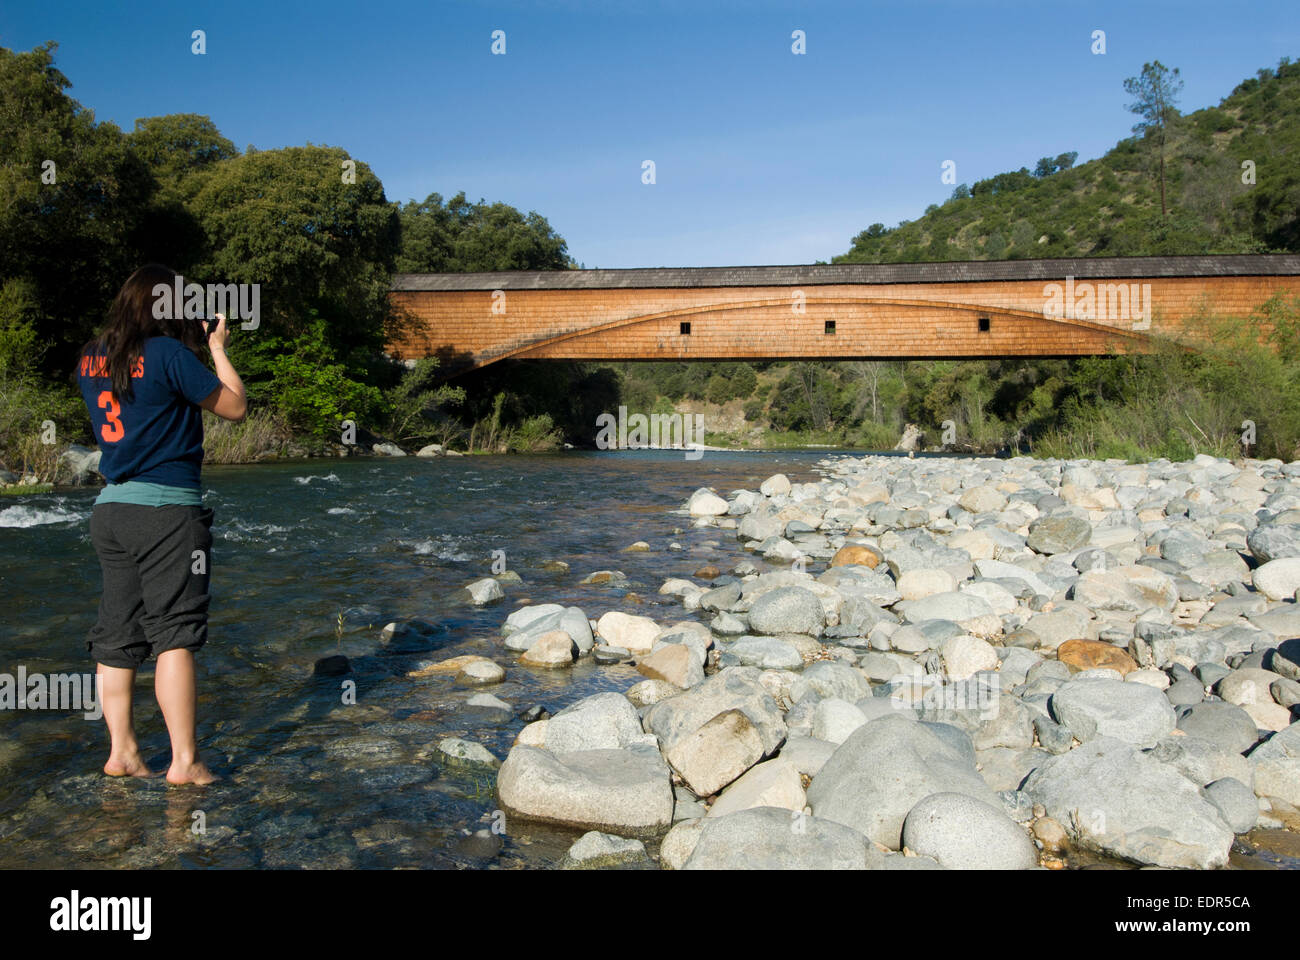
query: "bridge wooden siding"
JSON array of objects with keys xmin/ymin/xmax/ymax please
[{"xmin": 386, "ymin": 256, "xmax": 1300, "ymax": 371}]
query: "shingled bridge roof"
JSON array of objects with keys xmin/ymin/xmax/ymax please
[{"xmin": 392, "ymin": 254, "xmax": 1300, "ymax": 292}]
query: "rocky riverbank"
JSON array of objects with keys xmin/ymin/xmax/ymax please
[{"xmin": 441, "ymin": 453, "xmax": 1300, "ymax": 868}]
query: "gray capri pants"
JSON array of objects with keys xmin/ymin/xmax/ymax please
[{"xmin": 87, "ymin": 503, "xmax": 214, "ymax": 668}]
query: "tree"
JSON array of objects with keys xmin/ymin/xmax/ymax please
[
  {"xmin": 129, "ymin": 114, "xmax": 236, "ymax": 183},
  {"xmin": 1124, "ymin": 61, "xmax": 1184, "ymax": 217},
  {"xmin": 183, "ymin": 144, "xmax": 400, "ymax": 354},
  {"xmin": 0, "ymin": 42, "xmax": 156, "ymax": 373},
  {"xmin": 396, "ymin": 192, "xmax": 568, "ymax": 273}
]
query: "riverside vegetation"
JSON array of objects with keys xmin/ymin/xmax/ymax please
[
  {"xmin": 448, "ymin": 454, "xmax": 1299, "ymax": 869},
  {"xmin": 3, "ymin": 47, "xmax": 1300, "ymax": 488}
]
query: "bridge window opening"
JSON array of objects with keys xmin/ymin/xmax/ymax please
[
  {"xmin": 978, "ymin": 317, "xmax": 991, "ymax": 332},
  {"xmin": 824, "ymin": 320, "xmax": 836, "ymax": 335},
  {"xmin": 680, "ymin": 321, "xmax": 691, "ymax": 335}
]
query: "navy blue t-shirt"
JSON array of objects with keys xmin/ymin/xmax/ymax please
[{"xmin": 77, "ymin": 336, "xmax": 222, "ymax": 488}]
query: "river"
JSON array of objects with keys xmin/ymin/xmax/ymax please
[
  {"xmin": 1, "ymin": 450, "xmax": 1294, "ymax": 870},
  {"xmin": 0, "ymin": 450, "xmax": 835, "ymax": 868}
]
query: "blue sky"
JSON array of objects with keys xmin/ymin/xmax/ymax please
[{"xmin": 3, "ymin": 1, "xmax": 1295, "ymax": 267}]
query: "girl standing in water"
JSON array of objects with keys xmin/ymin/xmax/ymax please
[{"xmin": 76, "ymin": 264, "xmax": 247, "ymax": 785}]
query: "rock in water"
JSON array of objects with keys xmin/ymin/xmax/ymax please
[
  {"xmin": 561, "ymin": 831, "xmax": 650, "ymax": 869},
  {"xmin": 805, "ymin": 714, "xmax": 1000, "ymax": 849},
  {"xmin": 683, "ymin": 806, "xmax": 874, "ymax": 869},
  {"xmin": 313, "ymin": 655, "xmax": 350, "ymax": 677},
  {"xmin": 1022, "ymin": 737, "xmax": 1234, "ymax": 869},
  {"xmin": 496, "ymin": 746, "xmax": 674, "ymax": 837},
  {"xmin": 543, "ymin": 692, "xmax": 649, "ymax": 753},
  {"xmin": 901, "ymin": 792, "xmax": 1038, "ymax": 869},
  {"xmin": 596, "ymin": 611, "xmax": 661, "ymax": 653},
  {"xmin": 686, "ymin": 488, "xmax": 729, "ymax": 516},
  {"xmin": 458, "ymin": 659, "xmax": 505, "ymax": 684},
  {"xmin": 463, "ymin": 577, "xmax": 505, "ymax": 605},
  {"xmin": 636, "ymin": 644, "xmax": 704, "ymax": 688},
  {"xmin": 518, "ymin": 630, "xmax": 576, "ymax": 667},
  {"xmin": 760, "ymin": 474, "xmax": 792, "ymax": 497},
  {"xmin": 435, "ymin": 737, "xmax": 499, "ymax": 767}
]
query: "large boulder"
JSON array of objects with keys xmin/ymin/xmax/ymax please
[
  {"xmin": 707, "ymin": 758, "xmax": 805, "ymax": 818},
  {"xmin": 898, "ymin": 591, "xmax": 995, "ymax": 625},
  {"xmin": 805, "ymin": 714, "xmax": 1000, "ymax": 849},
  {"xmin": 1176, "ymin": 701, "xmax": 1262, "ymax": 755},
  {"xmin": 1050, "ymin": 678, "xmax": 1175, "ymax": 747},
  {"xmin": 637, "ymin": 644, "xmax": 705, "ymax": 688},
  {"xmin": 1247, "ymin": 523, "xmax": 1300, "ymax": 563},
  {"xmin": 1252, "ymin": 558, "xmax": 1300, "ymax": 601},
  {"xmin": 1071, "ymin": 566, "xmax": 1178, "ymax": 615},
  {"xmin": 543, "ymin": 692, "xmax": 650, "ymax": 753},
  {"xmin": 596, "ymin": 611, "xmax": 661, "ymax": 654},
  {"xmin": 504, "ymin": 605, "xmax": 594, "ymax": 654},
  {"xmin": 683, "ymin": 807, "xmax": 874, "ymax": 870},
  {"xmin": 747, "ymin": 586, "xmax": 825, "ymax": 637},
  {"xmin": 497, "ymin": 746, "xmax": 674, "ymax": 837},
  {"xmin": 1248, "ymin": 721, "xmax": 1300, "ymax": 806},
  {"xmin": 1022, "ymin": 737, "xmax": 1235, "ymax": 868},
  {"xmin": 643, "ymin": 666, "xmax": 788, "ymax": 758},
  {"xmin": 1027, "ymin": 515, "xmax": 1092, "ymax": 555},
  {"xmin": 664, "ymin": 709, "xmax": 766, "ymax": 797},
  {"xmin": 901, "ymin": 792, "xmax": 1038, "ymax": 869},
  {"xmin": 686, "ymin": 488, "xmax": 729, "ymax": 516}
]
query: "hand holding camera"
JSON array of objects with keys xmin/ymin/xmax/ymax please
[{"xmin": 204, "ymin": 313, "xmax": 230, "ymax": 352}]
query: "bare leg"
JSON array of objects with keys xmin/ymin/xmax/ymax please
[
  {"xmin": 155, "ymin": 649, "xmax": 217, "ymax": 785},
  {"xmin": 98, "ymin": 663, "xmax": 154, "ymax": 777}
]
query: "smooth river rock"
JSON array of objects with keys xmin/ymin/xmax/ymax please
[
  {"xmin": 497, "ymin": 746, "xmax": 674, "ymax": 837},
  {"xmin": 1022, "ymin": 737, "xmax": 1234, "ymax": 869}
]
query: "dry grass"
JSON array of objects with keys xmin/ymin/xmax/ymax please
[{"xmin": 202, "ymin": 409, "xmax": 288, "ymax": 464}]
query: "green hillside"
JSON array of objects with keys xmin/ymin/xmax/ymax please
[
  {"xmin": 609, "ymin": 57, "xmax": 1300, "ymax": 462},
  {"xmin": 835, "ymin": 58, "xmax": 1300, "ymax": 263}
]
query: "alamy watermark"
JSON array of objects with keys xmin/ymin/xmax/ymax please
[
  {"xmin": 595, "ymin": 405, "xmax": 705, "ymax": 460},
  {"xmin": 152, "ymin": 275, "xmax": 261, "ymax": 330},
  {"xmin": 886, "ymin": 671, "xmax": 1001, "ymax": 718},
  {"xmin": 1, "ymin": 667, "xmax": 101, "ymax": 719},
  {"xmin": 1042, "ymin": 276, "xmax": 1151, "ymax": 330}
]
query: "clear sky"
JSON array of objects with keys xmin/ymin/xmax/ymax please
[{"xmin": 2, "ymin": 1, "xmax": 1295, "ymax": 268}]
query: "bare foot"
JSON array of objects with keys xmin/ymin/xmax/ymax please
[
  {"xmin": 166, "ymin": 760, "xmax": 219, "ymax": 786},
  {"xmin": 104, "ymin": 753, "xmax": 158, "ymax": 778}
]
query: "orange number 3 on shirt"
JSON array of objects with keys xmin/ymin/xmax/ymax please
[{"xmin": 97, "ymin": 390, "xmax": 124, "ymax": 442}]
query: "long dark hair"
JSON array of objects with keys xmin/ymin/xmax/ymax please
[{"xmin": 83, "ymin": 264, "xmax": 209, "ymax": 403}]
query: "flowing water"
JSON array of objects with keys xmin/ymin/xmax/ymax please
[
  {"xmin": 0, "ymin": 450, "xmax": 832, "ymax": 869},
  {"xmin": 0, "ymin": 450, "xmax": 1293, "ymax": 869}
]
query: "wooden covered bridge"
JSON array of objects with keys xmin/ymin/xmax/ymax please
[{"xmin": 386, "ymin": 255, "xmax": 1300, "ymax": 373}]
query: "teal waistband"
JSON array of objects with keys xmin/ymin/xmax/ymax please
[{"xmin": 96, "ymin": 481, "xmax": 202, "ymax": 507}]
